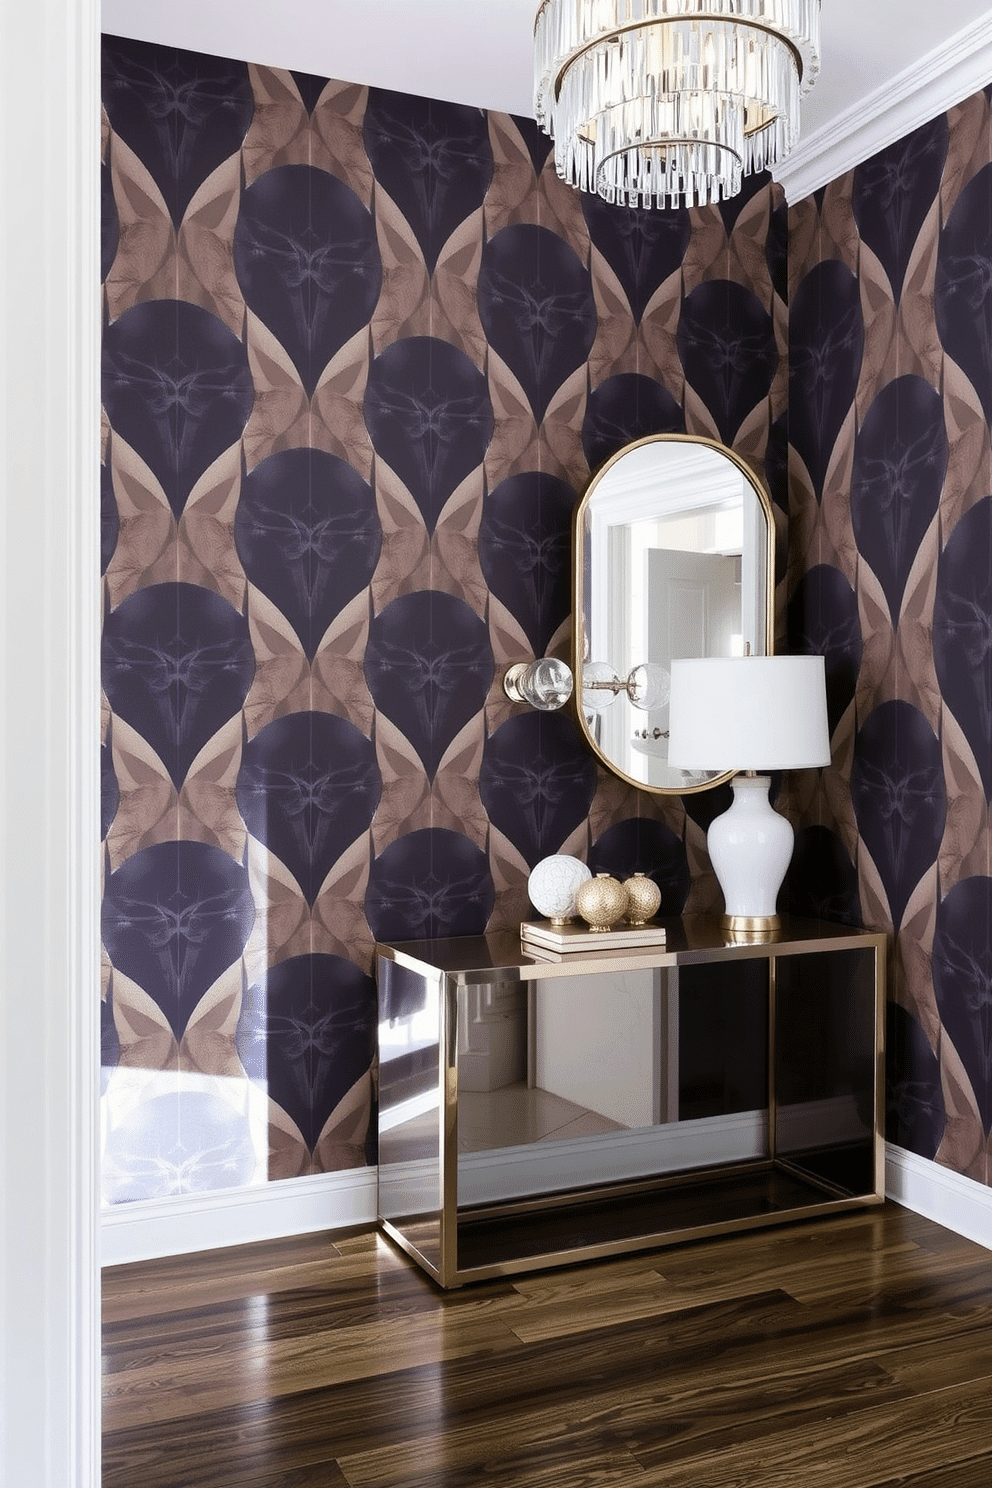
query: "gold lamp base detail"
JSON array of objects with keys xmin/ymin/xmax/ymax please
[{"xmin": 721, "ymin": 913, "xmax": 783, "ymax": 943}]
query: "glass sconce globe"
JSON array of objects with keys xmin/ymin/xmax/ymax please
[
  {"xmin": 504, "ymin": 658, "xmax": 573, "ymax": 711},
  {"xmin": 627, "ymin": 663, "xmax": 670, "ymax": 711}
]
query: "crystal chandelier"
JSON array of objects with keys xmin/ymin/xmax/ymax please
[{"xmin": 534, "ymin": 0, "xmax": 820, "ymax": 209}]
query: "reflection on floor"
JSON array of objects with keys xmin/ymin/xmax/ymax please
[{"xmin": 458, "ymin": 1082, "xmax": 624, "ymax": 1153}]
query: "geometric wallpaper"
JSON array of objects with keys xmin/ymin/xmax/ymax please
[
  {"xmin": 99, "ymin": 34, "xmax": 788, "ymax": 1202},
  {"xmin": 101, "ymin": 35, "xmax": 992, "ymax": 1203},
  {"xmin": 786, "ymin": 92, "xmax": 992, "ymax": 1186}
]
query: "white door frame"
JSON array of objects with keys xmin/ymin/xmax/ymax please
[{"xmin": 0, "ymin": 1, "xmax": 101, "ymax": 1483}]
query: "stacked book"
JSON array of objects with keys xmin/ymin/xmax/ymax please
[{"xmin": 520, "ymin": 919, "xmax": 667, "ymax": 959}]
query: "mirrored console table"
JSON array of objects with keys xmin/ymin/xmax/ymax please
[{"xmin": 376, "ymin": 917, "xmax": 885, "ymax": 1289}]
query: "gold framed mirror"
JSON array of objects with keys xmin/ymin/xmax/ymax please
[{"xmin": 573, "ymin": 434, "xmax": 775, "ymax": 795}]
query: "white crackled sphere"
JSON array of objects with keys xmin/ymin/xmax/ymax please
[{"xmin": 527, "ymin": 855, "xmax": 592, "ymax": 924}]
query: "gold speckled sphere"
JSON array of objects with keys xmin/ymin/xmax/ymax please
[
  {"xmin": 575, "ymin": 873, "xmax": 629, "ymax": 932},
  {"xmin": 623, "ymin": 872, "xmax": 661, "ymax": 926}
]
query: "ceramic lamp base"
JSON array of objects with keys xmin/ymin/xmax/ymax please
[{"xmin": 707, "ymin": 774, "xmax": 793, "ymax": 934}]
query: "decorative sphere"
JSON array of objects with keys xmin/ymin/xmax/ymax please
[
  {"xmin": 575, "ymin": 873, "xmax": 629, "ymax": 932},
  {"xmin": 623, "ymin": 872, "xmax": 661, "ymax": 925},
  {"xmin": 527, "ymin": 855, "xmax": 592, "ymax": 925}
]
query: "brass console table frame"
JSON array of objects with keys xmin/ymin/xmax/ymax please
[{"xmin": 376, "ymin": 916, "xmax": 886, "ymax": 1289}]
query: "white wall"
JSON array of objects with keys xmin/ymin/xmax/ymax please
[{"xmin": 0, "ymin": 2, "xmax": 101, "ymax": 1483}]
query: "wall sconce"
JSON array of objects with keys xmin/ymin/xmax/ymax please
[
  {"xmin": 503, "ymin": 658, "xmax": 573, "ymax": 711},
  {"xmin": 504, "ymin": 658, "xmax": 670, "ymax": 717},
  {"xmin": 582, "ymin": 662, "xmax": 670, "ymax": 714}
]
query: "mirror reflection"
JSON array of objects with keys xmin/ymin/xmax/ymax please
[
  {"xmin": 377, "ymin": 964, "xmax": 770, "ymax": 1223},
  {"xmin": 574, "ymin": 434, "xmax": 774, "ymax": 793}
]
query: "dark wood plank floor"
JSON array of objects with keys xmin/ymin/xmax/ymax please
[{"xmin": 102, "ymin": 1203, "xmax": 992, "ymax": 1487}]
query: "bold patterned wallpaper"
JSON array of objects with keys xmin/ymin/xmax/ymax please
[
  {"xmin": 99, "ymin": 36, "xmax": 787, "ymax": 1199},
  {"xmin": 787, "ymin": 91, "xmax": 992, "ymax": 1185}
]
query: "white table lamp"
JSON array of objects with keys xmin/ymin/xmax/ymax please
[{"xmin": 667, "ymin": 655, "xmax": 830, "ymax": 937}]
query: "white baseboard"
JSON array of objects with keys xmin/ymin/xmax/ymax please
[
  {"xmin": 101, "ymin": 1167, "xmax": 378, "ymax": 1267},
  {"xmin": 102, "ymin": 1112, "xmax": 767, "ymax": 1264},
  {"xmin": 379, "ymin": 1111, "xmax": 768, "ymax": 1218},
  {"xmin": 102, "ymin": 1135, "xmax": 992, "ymax": 1267},
  {"xmin": 885, "ymin": 1144, "xmax": 992, "ymax": 1253},
  {"xmin": 459, "ymin": 1109, "xmax": 767, "ymax": 1206}
]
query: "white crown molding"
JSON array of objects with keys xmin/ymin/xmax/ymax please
[
  {"xmin": 885, "ymin": 1144, "xmax": 992, "ymax": 1252},
  {"xmin": 101, "ymin": 1168, "xmax": 379, "ymax": 1267},
  {"xmin": 776, "ymin": 14, "xmax": 992, "ymax": 204}
]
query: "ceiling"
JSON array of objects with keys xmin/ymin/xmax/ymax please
[{"xmin": 101, "ymin": 0, "xmax": 992, "ymax": 199}]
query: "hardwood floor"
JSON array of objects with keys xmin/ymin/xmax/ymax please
[{"xmin": 102, "ymin": 1203, "xmax": 992, "ymax": 1487}]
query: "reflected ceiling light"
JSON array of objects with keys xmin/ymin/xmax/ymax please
[{"xmin": 534, "ymin": 0, "xmax": 820, "ymax": 209}]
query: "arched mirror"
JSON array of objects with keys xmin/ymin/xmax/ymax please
[{"xmin": 574, "ymin": 434, "xmax": 774, "ymax": 794}]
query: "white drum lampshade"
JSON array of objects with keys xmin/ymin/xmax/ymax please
[{"xmin": 667, "ymin": 655, "xmax": 830, "ymax": 935}]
